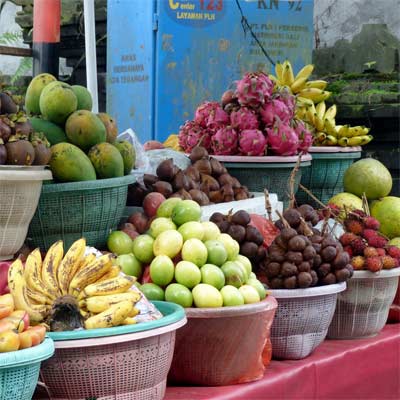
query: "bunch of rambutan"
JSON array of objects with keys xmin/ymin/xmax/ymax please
[{"xmin": 339, "ymin": 211, "xmax": 400, "ymax": 273}]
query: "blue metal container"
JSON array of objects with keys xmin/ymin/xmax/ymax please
[{"xmin": 107, "ymin": 0, "xmax": 314, "ymax": 143}]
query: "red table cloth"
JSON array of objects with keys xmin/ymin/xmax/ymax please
[{"xmin": 165, "ymin": 324, "xmax": 400, "ymax": 400}]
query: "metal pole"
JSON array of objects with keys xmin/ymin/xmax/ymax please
[
  {"xmin": 32, "ymin": 0, "xmax": 60, "ymax": 77},
  {"xmin": 83, "ymin": 0, "xmax": 99, "ymax": 113}
]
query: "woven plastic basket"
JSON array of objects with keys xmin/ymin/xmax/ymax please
[
  {"xmin": 327, "ymin": 268, "xmax": 400, "ymax": 339},
  {"xmin": 0, "ymin": 168, "xmax": 52, "ymax": 260},
  {"xmin": 27, "ymin": 174, "xmax": 135, "ymax": 251},
  {"xmin": 39, "ymin": 301, "xmax": 186, "ymax": 400},
  {"xmin": 0, "ymin": 338, "xmax": 54, "ymax": 400},
  {"xmin": 168, "ymin": 296, "xmax": 278, "ymax": 386},
  {"xmin": 269, "ymin": 283, "xmax": 346, "ymax": 360},
  {"xmin": 297, "ymin": 147, "xmax": 361, "ymax": 206},
  {"xmin": 213, "ymin": 155, "xmax": 312, "ymax": 208}
]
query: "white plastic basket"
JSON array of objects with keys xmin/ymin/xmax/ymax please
[
  {"xmin": 269, "ymin": 283, "xmax": 346, "ymax": 360},
  {"xmin": 327, "ymin": 268, "xmax": 400, "ymax": 339}
]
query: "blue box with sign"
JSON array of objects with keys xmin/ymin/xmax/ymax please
[{"xmin": 107, "ymin": 0, "xmax": 314, "ymax": 143}]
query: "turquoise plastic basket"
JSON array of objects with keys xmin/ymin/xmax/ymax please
[
  {"xmin": 0, "ymin": 338, "xmax": 54, "ymax": 400},
  {"xmin": 297, "ymin": 151, "xmax": 361, "ymax": 206},
  {"xmin": 224, "ymin": 160, "xmax": 311, "ymax": 208},
  {"xmin": 27, "ymin": 175, "xmax": 135, "ymax": 251}
]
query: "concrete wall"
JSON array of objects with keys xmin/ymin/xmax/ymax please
[{"xmin": 314, "ymin": 0, "xmax": 400, "ymax": 48}]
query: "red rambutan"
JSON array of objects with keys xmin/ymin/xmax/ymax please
[
  {"xmin": 351, "ymin": 238, "xmax": 367, "ymax": 256},
  {"xmin": 362, "ymin": 229, "xmax": 379, "ymax": 241},
  {"xmin": 382, "ymin": 256, "xmax": 397, "ymax": 270},
  {"xmin": 376, "ymin": 248, "xmax": 386, "ymax": 257},
  {"xmin": 351, "ymin": 256, "xmax": 365, "ymax": 270},
  {"xmin": 366, "ymin": 257, "xmax": 383, "ymax": 273},
  {"xmin": 344, "ymin": 246, "xmax": 353, "ymax": 257},
  {"xmin": 364, "ymin": 247, "xmax": 379, "ymax": 258},
  {"xmin": 363, "ymin": 216, "xmax": 380, "ymax": 231},
  {"xmin": 367, "ymin": 235, "xmax": 388, "ymax": 249},
  {"xmin": 387, "ymin": 246, "xmax": 400, "ymax": 260},
  {"xmin": 345, "ymin": 219, "xmax": 364, "ymax": 235},
  {"xmin": 340, "ymin": 232, "xmax": 358, "ymax": 246}
]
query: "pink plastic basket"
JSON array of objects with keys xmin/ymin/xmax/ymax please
[{"xmin": 168, "ymin": 296, "xmax": 278, "ymax": 386}]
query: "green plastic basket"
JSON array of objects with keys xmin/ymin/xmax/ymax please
[
  {"xmin": 297, "ymin": 151, "xmax": 361, "ymax": 206},
  {"xmin": 0, "ymin": 338, "xmax": 54, "ymax": 400},
  {"xmin": 224, "ymin": 160, "xmax": 311, "ymax": 208},
  {"xmin": 27, "ymin": 175, "xmax": 135, "ymax": 251}
]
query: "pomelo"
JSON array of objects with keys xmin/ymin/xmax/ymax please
[
  {"xmin": 389, "ymin": 238, "xmax": 400, "ymax": 249},
  {"xmin": 370, "ymin": 196, "xmax": 400, "ymax": 239},
  {"xmin": 328, "ymin": 192, "xmax": 363, "ymax": 217},
  {"xmin": 344, "ymin": 158, "xmax": 392, "ymax": 200}
]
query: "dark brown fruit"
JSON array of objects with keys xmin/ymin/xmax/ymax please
[
  {"xmin": 209, "ymin": 190, "xmax": 224, "ymax": 203},
  {"xmin": 231, "ymin": 210, "xmax": 250, "ymax": 226},
  {"xmin": 268, "ymin": 244, "xmax": 286, "ymax": 263},
  {"xmin": 321, "ymin": 246, "xmax": 337, "ymax": 262},
  {"xmin": 185, "ymin": 165, "xmax": 201, "ymax": 182},
  {"xmin": 6, "ymin": 140, "xmax": 35, "ymax": 165},
  {"xmin": 189, "ymin": 146, "xmax": 208, "ymax": 162},
  {"xmin": 245, "ymin": 225, "xmax": 263, "ymax": 245},
  {"xmin": 240, "ymin": 241, "xmax": 258, "ymax": 259},
  {"xmin": 284, "ymin": 276, "xmax": 297, "ymax": 289},
  {"xmin": 210, "ymin": 212, "xmax": 226, "ymax": 224},
  {"xmin": 33, "ymin": 143, "xmax": 51, "ymax": 165},
  {"xmin": 312, "ymin": 243, "xmax": 322, "ymax": 253},
  {"xmin": 231, "ymin": 177, "xmax": 241, "ymax": 189},
  {"xmin": 189, "ymin": 189, "xmax": 209, "ymax": 205},
  {"xmin": 297, "ymin": 204, "xmax": 314, "ymax": 217},
  {"xmin": 298, "ymin": 272, "xmax": 313, "ymax": 288},
  {"xmin": 321, "ymin": 235, "xmax": 337, "ymax": 248},
  {"xmin": 218, "ymin": 173, "xmax": 234, "ymax": 187},
  {"xmin": 193, "ymin": 159, "xmax": 212, "ymax": 175},
  {"xmin": 152, "ymin": 181, "xmax": 173, "ymax": 197},
  {"xmin": 287, "ymin": 251, "xmax": 303, "ymax": 265},
  {"xmin": 275, "ymin": 220, "xmax": 285, "ymax": 231},
  {"xmin": 275, "ymin": 235, "xmax": 288, "ymax": 250},
  {"xmin": 234, "ymin": 188, "xmax": 249, "ymax": 201},
  {"xmin": 13, "ymin": 120, "xmax": 32, "ymax": 136},
  {"xmin": 143, "ymin": 174, "xmax": 159, "ymax": 186},
  {"xmin": 281, "ymin": 262, "xmax": 298, "ymax": 277},
  {"xmin": 298, "ymin": 261, "xmax": 311, "ymax": 273},
  {"xmin": 345, "ymin": 264, "xmax": 354, "ymax": 278},
  {"xmin": 156, "ymin": 159, "xmax": 177, "ymax": 181},
  {"xmin": 303, "ymin": 245, "xmax": 316, "ymax": 260},
  {"xmin": 0, "ymin": 119, "xmax": 12, "ymax": 142},
  {"xmin": 177, "ymin": 188, "xmax": 192, "ymax": 200},
  {"xmin": 280, "ymin": 228, "xmax": 298, "ymax": 242},
  {"xmin": 255, "ymin": 246, "xmax": 266, "ymax": 263},
  {"xmin": 187, "ymin": 177, "xmax": 198, "ymax": 190},
  {"xmin": 288, "ymin": 236, "xmax": 306, "ymax": 252},
  {"xmin": 269, "ymin": 277, "xmax": 284, "ymax": 289},
  {"xmin": 310, "ymin": 270, "xmax": 318, "ymax": 286},
  {"xmin": 127, "ymin": 182, "xmax": 149, "ymax": 206},
  {"xmin": 216, "ymin": 220, "xmax": 230, "ymax": 233},
  {"xmin": 317, "ymin": 263, "xmax": 331, "ymax": 278},
  {"xmin": 322, "ymin": 273, "xmax": 336, "ymax": 285},
  {"xmin": 283, "ymin": 209, "xmax": 301, "ymax": 228},
  {"xmin": 172, "ymin": 170, "xmax": 190, "ymax": 191},
  {"xmin": 332, "ymin": 252, "xmax": 350, "ymax": 270},
  {"xmin": 313, "ymin": 254, "xmax": 322, "ymax": 268},
  {"xmin": 169, "ymin": 193, "xmax": 183, "ymax": 199},
  {"xmin": 0, "ymin": 92, "xmax": 18, "ymax": 114},
  {"xmin": 227, "ymin": 224, "xmax": 246, "ymax": 243},
  {"xmin": 265, "ymin": 262, "xmax": 281, "ymax": 278},
  {"xmin": 311, "ymin": 234, "xmax": 323, "ymax": 244},
  {"xmin": 311, "ymin": 215, "xmax": 320, "ymax": 226},
  {"xmin": 0, "ymin": 143, "xmax": 6, "ymax": 164},
  {"xmin": 335, "ymin": 268, "xmax": 351, "ymax": 282},
  {"xmin": 209, "ymin": 157, "xmax": 225, "ymax": 176},
  {"xmin": 128, "ymin": 212, "xmax": 149, "ymax": 234},
  {"xmin": 200, "ymin": 174, "xmax": 220, "ymax": 191}
]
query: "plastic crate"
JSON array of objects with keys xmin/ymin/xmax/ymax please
[
  {"xmin": 40, "ymin": 301, "xmax": 186, "ymax": 400},
  {"xmin": 269, "ymin": 283, "xmax": 346, "ymax": 360},
  {"xmin": 27, "ymin": 175, "xmax": 135, "ymax": 251},
  {"xmin": 297, "ymin": 147, "xmax": 361, "ymax": 206},
  {"xmin": 328, "ymin": 268, "xmax": 400, "ymax": 339},
  {"xmin": 0, "ymin": 338, "xmax": 54, "ymax": 400}
]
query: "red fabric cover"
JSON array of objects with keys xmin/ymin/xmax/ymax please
[
  {"xmin": 0, "ymin": 262, "xmax": 11, "ymax": 295},
  {"xmin": 165, "ymin": 324, "xmax": 400, "ymax": 400},
  {"xmin": 388, "ymin": 278, "xmax": 400, "ymax": 322}
]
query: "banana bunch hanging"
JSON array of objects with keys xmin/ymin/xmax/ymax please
[
  {"xmin": 270, "ymin": 60, "xmax": 331, "ymax": 103},
  {"xmin": 8, "ymin": 239, "xmax": 141, "ymax": 331},
  {"xmin": 295, "ymin": 99, "xmax": 373, "ymax": 147}
]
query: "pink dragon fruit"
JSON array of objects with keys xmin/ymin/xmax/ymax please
[
  {"xmin": 294, "ymin": 120, "xmax": 313, "ymax": 152},
  {"xmin": 178, "ymin": 120, "xmax": 211, "ymax": 152},
  {"xmin": 239, "ymin": 129, "xmax": 267, "ymax": 156},
  {"xmin": 230, "ymin": 107, "xmax": 259, "ymax": 131},
  {"xmin": 265, "ymin": 119, "xmax": 299, "ymax": 156},
  {"xmin": 276, "ymin": 87, "xmax": 296, "ymax": 116},
  {"xmin": 235, "ymin": 72, "xmax": 274, "ymax": 109},
  {"xmin": 259, "ymin": 99, "xmax": 292, "ymax": 126},
  {"xmin": 194, "ymin": 101, "xmax": 229, "ymax": 129},
  {"xmin": 211, "ymin": 126, "xmax": 238, "ymax": 155}
]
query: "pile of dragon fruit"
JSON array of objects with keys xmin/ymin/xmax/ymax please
[{"xmin": 178, "ymin": 72, "xmax": 312, "ymax": 156}]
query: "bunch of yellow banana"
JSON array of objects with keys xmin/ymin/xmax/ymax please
[
  {"xmin": 163, "ymin": 134, "xmax": 182, "ymax": 151},
  {"xmin": 7, "ymin": 238, "xmax": 141, "ymax": 330},
  {"xmin": 270, "ymin": 60, "xmax": 331, "ymax": 103},
  {"xmin": 296, "ymin": 99, "xmax": 373, "ymax": 146}
]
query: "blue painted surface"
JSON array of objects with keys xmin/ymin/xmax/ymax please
[{"xmin": 107, "ymin": 0, "xmax": 314, "ymax": 143}]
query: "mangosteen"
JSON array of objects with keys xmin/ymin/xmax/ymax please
[
  {"xmin": 0, "ymin": 118, "xmax": 12, "ymax": 142},
  {"xmin": 231, "ymin": 210, "xmax": 251, "ymax": 226},
  {"xmin": 0, "ymin": 92, "xmax": 18, "ymax": 114},
  {"xmin": 0, "ymin": 140, "xmax": 7, "ymax": 164},
  {"xmin": 6, "ymin": 138, "xmax": 35, "ymax": 165}
]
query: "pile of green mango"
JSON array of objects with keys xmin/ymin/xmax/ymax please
[{"xmin": 25, "ymin": 73, "xmax": 135, "ymax": 182}]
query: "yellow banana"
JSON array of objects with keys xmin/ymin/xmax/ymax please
[
  {"xmin": 348, "ymin": 135, "xmax": 373, "ymax": 146},
  {"xmin": 296, "ymin": 96, "xmax": 314, "ymax": 107},
  {"xmin": 362, "ymin": 127, "xmax": 370, "ymax": 135},
  {"xmin": 57, "ymin": 238, "xmax": 86, "ymax": 295},
  {"xmin": 305, "ymin": 80, "xmax": 328, "ymax": 90},
  {"xmin": 314, "ymin": 114, "xmax": 325, "ymax": 131},
  {"xmin": 324, "ymin": 118, "xmax": 337, "ymax": 136},
  {"xmin": 294, "ymin": 64, "xmax": 314, "ymax": 81},
  {"xmin": 323, "ymin": 135, "xmax": 338, "ymax": 145},
  {"xmin": 128, "ymin": 306, "xmax": 140, "ymax": 318},
  {"xmin": 24, "ymin": 249, "xmax": 55, "ymax": 302},
  {"xmin": 360, "ymin": 135, "xmax": 373, "ymax": 145},
  {"xmin": 306, "ymin": 107, "xmax": 316, "ymax": 125},
  {"xmin": 268, "ymin": 74, "xmax": 279, "ymax": 86},
  {"xmin": 69, "ymin": 253, "xmax": 114, "ymax": 295},
  {"xmin": 25, "ymin": 286, "xmax": 49, "ymax": 305},
  {"xmin": 295, "ymin": 108, "xmax": 308, "ymax": 120},
  {"xmin": 315, "ymin": 101, "xmax": 326, "ymax": 120},
  {"xmin": 81, "ymin": 275, "xmax": 136, "ymax": 298},
  {"xmin": 281, "ymin": 60, "xmax": 295, "ymax": 86},
  {"xmin": 290, "ymin": 77, "xmax": 307, "ymax": 93},
  {"xmin": 42, "ymin": 240, "xmax": 63, "ymax": 296},
  {"xmin": 8, "ymin": 259, "xmax": 48, "ymax": 322},
  {"xmin": 274, "ymin": 62, "xmax": 284, "ymax": 82},
  {"xmin": 96, "ymin": 265, "xmax": 121, "ymax": 283},
  {"xmin": 324, "ymin": 104, "xmax": 337, "ymax": 120},
  {"xmin": 338, "ymin": 137, "xmax": 349, "ymax": 146},
  {"xmin": 315, "ymin": 132, "xmax": 327, "ymax": 144},
  {"xmin": 85, "ymin": 292, "xmax": 141, "ymax": 313},
  {"xmin": 122, "ymin": 317, "xmax": 137, "ymax": 325},
  {"xmin": 80, "ymin": 309, "xmax": 91, "ymax": 319},
  {"xmin": 347, "ymin": 126, "xmax": 367, "ymax": 138},
  {"xmin": 298, "ymin": 88, "xmax": 331, "ymax": 103},
  {"xmin": 84, "ymin": 300, "xmax": 134, "ymax": 329},
  {"xmin": 337, "ymin": 125, "xmax": 350, "ymax": 138}
]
